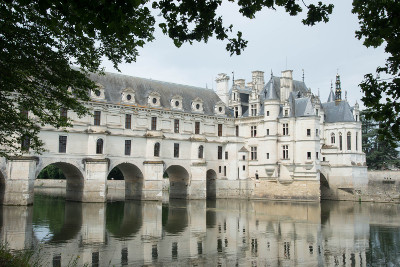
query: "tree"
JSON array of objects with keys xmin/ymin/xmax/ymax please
[
  {"xmin": 1, "ymin": 0, "xmax": 334, "ymax": 157},
  {"xmin": 352, "ymin": 1, "xmax": 400, "ymax": 145},
  {"xmin": 361, "ymin": 110, "xmax": 400, "ymax": 170}
]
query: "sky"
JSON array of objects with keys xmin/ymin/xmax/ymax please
[{"xmin": 101, "ymin": 1, "xmax": 387, "ymax": 108}]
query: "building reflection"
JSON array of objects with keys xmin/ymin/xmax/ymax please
[{"xmin": 0, "ymin": 196, "xmax": 399, "ymax": 266}]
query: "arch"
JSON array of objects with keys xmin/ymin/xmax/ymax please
[
  {"xmin": 198, "ymin": 145, "xmax": 204, "ymax": 159},
  {"xmin": 165, "ymin": 165, "xmax": 190, "ymax": 199},
  {"xmin": 206, "ymin": 169, "xmax": 217, "ymax": 199},
  {"xmin": 108, "ymin": 163, "xmax": 144, "ymax": 200},
  {"xmin": 319, "ymin": 172, "xmax": 331, "ymax": 200},
  {"xmin": 106, "ymin": 201, "xmax": 142, "ymax": 238},
  {"xmin": 96, "ymin": 138, "xmax": 103, "ymax": 154},
  {"xmin": 36, "ymin": 162, "xmax": 84, "ymax": 202},
  {"xmin": 154, "ymin": 142, "xmax": 160, "ymax": 157}
]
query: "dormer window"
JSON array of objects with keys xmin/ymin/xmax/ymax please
[
  {"xmin": 191, "ymin": 97, "xmax": 204, "ymax": 113},
  {"xmin": 122, "ymin": 87, "xmax": 136, "ymax": 104},
  {"xmin": 91, "ymin": 83, "xmax": 105, "ymax": 100},
  {"xmin": 214, "ymin": 101, "xmax": 225, "ymax": 116},
  {"xmin": 148, "ymin": 92, "xmax": 161, "ymax": 107},
  {"xmin": 171, "ymin": 95, "xmax": 183, "ymax": 110},
  {"xmin": 127, "ymin": 94, "xmax": 132, "ymax": 101}
]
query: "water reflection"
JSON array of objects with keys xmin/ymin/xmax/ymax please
[{"xmin": 0, "ymin": 195, "xmax": 399, "ymax": 266}]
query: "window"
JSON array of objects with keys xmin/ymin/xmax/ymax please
[
  {"xmin": 307, "ymin": 129, "xmax": 311, "ymax": 136},
  {"xmin": 94, "ymin": 111, "xmax": 101, "ymax": 126},
  {"xmin": 339, "ymin": 133, "xmax": 343, "ymax": 150},
  {"xmin": 356, "ymin": 115, "xmax": 358, "ymax": 121},
  {"xmin": 266, "ymin": 111, "xmax": 270, "ymax": 116},
  {"xmin": 174, "ymin": 143, "xmax": 179, "ymax": 158},
  {"xmin": 242, "ymin": 155, "xmax": 245, "ymax": 160},
  {"xmin": 174, "ymin": 119, "xmax": 180, "ymax": 133},
  {"xmin": 125, "ymin": 114, "xmax": 131, "ymax": 129},
  {"xmin": 283, "ymin": 145, "xmax": 289, "ymax": 159},
  {"xmin": 234, "ymin": 107, "xmax": 239, "ymax": 118},
  {"xmin": 307, "ymin": 152, "xmax": 311, "ymax": 160},
  {"xmin": 251, "ymin": 126, "xmax": 257, "ymax": 137},
  {"xmin": 266, "ymin": 129, "xmax": 270, "ymax": 135},
  {"xmin": 198, "ymin": 145, "xmax": 203, "ymax": 159},
  {"xmin": 331, "ymin": 133, "xmax": 336, "ymax": 144},
  {"xmin": 347, "ymin": 132, "xmax": 351, "ymax": 150},
  {"xmin": 195, "ymin": 121, "xmax": 200, "ymax": 134},
  {"xmin": 266, "ymin": 153, "xmax": 269, "ymax": 159},
  {"xmin": 316, "ymin": 129, "xmax": 319, "ymax": 137},
  {"xmin": 236, "ymin": 125, "xmax": 239, "ymax": 137},
  {"xmin": 225, "ymin": 151, "xmax": 228, "ymax": 160},
  {"xmin": 316, "ymin": 152, "xmax": 319, "ymax": 159},
  {"xmin": 154, "ymin": 142, "xmax": 160, "ymax": 157},
  {"xmin": 241, "ymin": 165, "xmax": 245, "ymax": 171},
  {"xmin": 125, "ymin": 140, "xmax": 131, "ymax": 155},
  {"xmin": 151, "ymin": 117, "xmax": 157, "ymax": 130},
  {"xmin": 60, "ymin": 108, "xmax": 68, "ymax": 119},
  {"xmin": 219, "ymin": 166, "xmax": 222, "ymax": 173},
  {"xmin": 323, "ymin": 157, "xmax": 326, "ymax": 161},
  {"xmin": 59, "ymin": 136, "xmax": 67, "ymax": 153},
  {"xmin": 218, "ymin": 146, "xmax": 222, "ymax": 159},
  {"xmin": 251, "ymin": 104, "xmax": 257, "ymax": 116},
  {"xmin": 96, "ymin": 138, "xmax": 103, "ymax": 154},
  {"xmin": 284, "ymin": 109, "xmax": 289, "ymax": 117},
  {"xmin": 283, "ymin": 123, "xmax": 289, "ymax": 135},
  {"xmin": 250, "ymin": 146, "xmax": 257, "ymax": 160},
  {"xmin": 316, "ymin": 109, "xmax": 319, "ymax": 116},
  {"xmin": 21, "ymin": 135, "xmax": 30, "ymax": 151},
  {"xmin": 356, "ymin": 132, "xmax": 359, "ymax": 151},
  {"xmin": 224, "ymin": 166, "xmax": 226, "ymax": 176},
  {"xmin": 218, "ymin": 124, "xmax": 223, "ymax": 136}
]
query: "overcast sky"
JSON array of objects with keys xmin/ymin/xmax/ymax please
[{"xmin": 101, "ymin": 1, "xmax": 386, "ymax": 108}]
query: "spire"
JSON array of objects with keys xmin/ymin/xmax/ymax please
[
  {"xmin": 302, "ymin": 69, "xmax": 305, "ymax": 82},
  {"xmin": 345, "ymin": 90, "xmax": 347, "ymax": 101},
  {"xmin": 327, "ymin": 80, "xmax": 335, "ymax": 102},
  {"xmin": 232, "ymin": 71, "xmax": 235, "ymax": 86},
  {"xmin": 270, "ymin": 69, "xmax": 273, "ymax": 79},
  {"xmin": 335, "ymin": 73, "xmax": 342, "ymax": 104}
]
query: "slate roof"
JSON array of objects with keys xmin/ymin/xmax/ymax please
[
  {"xmin": 89, "ymin": 72, "xmax": 230, "ymax": 116},
  {"xmin": 322, "ymin": 101, "xmax": 355, "ymax": 123},
  {"xmin": 327, "ymin": 89, "xmax": 335, "ymax": 102}
]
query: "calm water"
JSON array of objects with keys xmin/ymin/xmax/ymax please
[{"xmin": 1, "ymin": 195, "xmax": 400, "ymax": 267}]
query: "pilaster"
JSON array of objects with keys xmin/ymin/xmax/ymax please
[
  {"xmin": 142, "ymin": 161, "xmax": 164, "ymax": 200},
  {"xmin": 82, "ymin": 158, "xmax": 108, "ymax": 203},
  {"xmin": 188, "ymin": 163, "xmax": 207, "ymax": 199}
]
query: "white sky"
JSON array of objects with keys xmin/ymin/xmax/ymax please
[{"xmin": 101, "ymin": 1, "xmax": 386, "ymax": 108}]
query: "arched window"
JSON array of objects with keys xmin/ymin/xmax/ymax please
[
  {"xmin": 331, "ymin": 133, "xmax": 336, "ymax": 144},
  {"xmin": 347, "ymin": 132, "xmax": 352, "ymax": 150},
  {"xmin": 198, "ymin": 145, "xmax": 204, "ymax": 159},
  {"xmin": 96, "ymin": 138, "xmax": 103, "ymax": 154},
  {"xmin": 154, "ymin": 142, "xmax": 160, "ymax": 157},
  {"xmin": 339, "ymin": 133, "xmax": 343, "ymax": 151}
]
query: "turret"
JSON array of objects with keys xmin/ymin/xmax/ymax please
[{"xmin": 216, "ymin": 73, "xmax": 230, "ymax": 106}]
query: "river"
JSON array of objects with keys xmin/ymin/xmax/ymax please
[{"xmin": 1, "ymin": 195, "xmax": 399, "ymax": 266}]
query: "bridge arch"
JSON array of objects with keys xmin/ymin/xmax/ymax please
[
  {"xmin": 319, "ymin": 171, "xmax": 331, "ymax": 200},
  {"xmin": 206, "ymin": 169, "xmax": 217, "ymax": 199},
  {"xmin": 36, "ymin": 161, "xmax": 84, "ymax": 202},
  {"xmin": 164, "ymin": 165, "xmax": 190, "ymax": 199},
  {"xmin": 0, "ymin": 170, "xmax": 5, "ymax": 204},
  {"xmin": 108, "ymin": 162, "xmax": 144, "ymax": 200}
]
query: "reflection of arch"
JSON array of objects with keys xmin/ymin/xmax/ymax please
[
  {"xmin": 163, "ymin": 199, "xmax": 188, "ymax": 234},
  {"xmin": 206, "ymin": 200, "xmax": 216, "ymax": 229},
  {"xmin": 37, "ymin": 162, "xmax": 84, "ymax": 202},
  {"xmin": 106, "ymin": 201, "xmax": 142, "ymax": 238},
  {"xmin": 109, "ymin": 163, "xmax": 144, "ymax": 200},
  {"xmin": 48, "ymin": 201, "xmax": 83, "ymax": 243},
  {"xmin": 165, "ymin": 165, "xmax": 190, "ymax": 199},
  {"xmin": 206, "ymin": 169, "xmax": 217, "ymax": 199}
]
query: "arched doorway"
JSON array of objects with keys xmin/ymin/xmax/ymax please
[
  {"xmin": 108, "ymin": 163, "xmax": 143, "ymax": 200},
  {"xmin": 164, "ymin": 165, "xmax": 189, "ymax": 199},
  {"xmin": 36, "ymin": 162, "xmax": 84, "ymax": 202},
  {"xmin": 206, "ymin": 169, "xmax": 217, "ymax": 199}
]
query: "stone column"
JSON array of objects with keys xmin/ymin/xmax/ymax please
[
  {"xmin": 4, "ymin": 156, "xmax": 38, "ymax": 205},
  {"xmin": 82, "ymin": 158, "xmax": 108, "ymax": 203},
  {"xmin": 188, "ymin": 163, "xmax": 207, "ymax": 199},
  {"xmin": 142, "ymin": 161, "xmax": 164, "ymax": 201}
]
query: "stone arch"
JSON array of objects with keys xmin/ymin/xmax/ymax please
[
  {"xmin": 0, "ymin": 170, "xmax": 5, "ymax": 204},
  {"xmin": 165, "ymin": 165, "xmax": 190, "ymax": 199},
  {"xmin": 319, "ymin": 171, "xmax": 331, "ymax": 200},
  {"xmin": 106, "ymin": 201, "xmax": 142, "ymax": 238},
  {"xmin": 36, "ymin": 161, "xmax": 84, "ymax": 202},
  {"xmin": 108, "ymin": 162, "xmax": 144, "ymax": 200},
  {"xmin": 206, "ymin": 169, "xmax": 217, "ymax": 199}
]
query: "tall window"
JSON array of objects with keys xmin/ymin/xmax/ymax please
[
  {"xmin": 347, "ymin": 132, "xmax": 351, "ymax": 150},
  {"xmin": 251, "ymin": 104, "xmax": 257, "ymax": 116},
  {"xmin": 218, "ymin": 146, "xmax": 222, "ymax": 159},
  {"xmin": 235, "ymin": 126, "xmax": 239, "ymax": 137},
  {"xmin": 307, "ymin": 129, "xmax": 311, "ymax": 136},
  {"xmin": 60, "ymin": 108, "xmax": 68, "ymax": 119},
  {"xmin": 316, "ymin": 109, "xmax": 319, "ymax": 116},
  {"xmin": 266, "ymin": 153, "xmax": 270, "ymax": 159},
  {"xmin": 331, "ymin": 133, "xmax": 336, "ymax": 144},
  {"xmin": 125, "ymin": 140, "xmax": 131, "ymax": 155},
  {"xmin": 339, "ymin": 133, "xmax": 343, "ymax": 150},
  {"xmin": 356, "ymin": 132, "xmax": 359, "ymax": 151},
  {"xmin": 94, "ymin": 111, "xmax": 101, "ymax": 126},
  {"xmin": 151, "ymin": 117, "xmax": 157, "ymax": 130},
  {"xmin": 198, "ymin": 145, "xmax": 204, "ymax": 159},
  {"xmin": 96, "ymin": 138, "xmax": 103, "ymax": 154},
  {"xmin": 225, "ymin": 151, "xmax": 228, "ymax": 160},
  {"xmin": 316, "ymin": 129, "xmax": 319, "ymax": 137},
  {"xmin": 174, "ymin": 119, "xmax": 180, "ymax": 133},
  {"xmin": 251, "ymin": 147, "xmax": 257, "ymax": 160},
  {"xmin": 284, "ymin": 109, "xmax": 289, "ymax": 117},
  {"xmin": 307, "ymin": 152, "xmax": 311, "ymax": 160},
  {"xmin": 59, "ymin": 136, "xmax": 67, "ymax": 153},
  {"xmin": 266, "ymin": 129, "xmax": 270, "ymax": 135},
  {"xmin": 234, "ymin": 107, "xmax": 239, "ymax": 118},
  {"xmin": 174, "ymin": 143, "xmax": 179, "ymax": 158},
  {"xmin": 283, "ymin": 123, "xmax": 289, "ymax": 135},
  {"xmin": 266, "ymin": 111, "xmax": 270, "ymax": 116},
  {"xmin": 218, "ymin": 124, "xmax": 223, "ymax": 136},
  {"xmin": 21, "ymin": 136, "xmax": 30, "ymax": 151},
  {"xmin": 154, "ymin": 142, "xmax": 160, "ymax": 157},
  {"xmin": 224, "ymin": 166, "xmax": 227, "ymax": 176},
  {"xmin": 195, "ymin": 121, "xmax": 200, "ymax": 134},
  {"xmin": 125, "ymin": 114, "xmax": 131, "ymax": 129},
  {"xmin": 283, "ymin": 145, "xmax": 289, "ymax": 159},
  {"xmin": 251, "ymin": 126, "xmax": 257, "ymax": 137}
]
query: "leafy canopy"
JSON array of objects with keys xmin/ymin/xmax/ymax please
[{"xmin": 0, "ymin": 0, "xmax": 334, "ymax": 157}]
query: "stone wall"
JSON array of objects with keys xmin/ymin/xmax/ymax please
[{"xmin": 361, "ymin": 170, "xmax": 400, "ymax": 203}]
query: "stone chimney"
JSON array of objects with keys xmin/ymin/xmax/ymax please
[
  {"xmin": 252, "ymin": 70, "xmax": 264, "ymax": 93},
  {"xmin": 280, "ymin": 70, "xmax": 293, "ymax": 103},
  {"xmin": 234, "ymin": 79, "xmax": 245, "ymax": 89},
  {"xmin": 216, "ymin": 73, "xmax": 230, "ymax": 106}
]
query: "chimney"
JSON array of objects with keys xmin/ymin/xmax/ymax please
[
  {"xmin": 252, "ymin": 70, "xmax": 264, "ymax": 93},
  {"xmin": 215, "ymin": 73, "xmax": 230, "ymax": 105}
]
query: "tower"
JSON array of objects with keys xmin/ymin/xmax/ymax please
[{"xmin": 335, "ymin": 73, "xmax": 342, "ymax": 104}]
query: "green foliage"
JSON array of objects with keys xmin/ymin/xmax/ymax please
[
  {"xmin": 352, "ymin": 1, "xmax": 400, "ymax": 144},
  {"xmin": 37, "ymin": 165, "xmax": 66, "ymax": 179},
  {"xmin": 361, "ymin": 110, "xmax": 400, "ymax": 170},
  {"xmin": 32, "ymin": 195, "xmax": 65, "ymax": 235},
  {"xmin": 0, "ymin": 0, "xmax": 333, "ymax": 157}
]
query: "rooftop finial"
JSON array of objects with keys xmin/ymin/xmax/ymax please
[
  {"xmin": 345, "ymin": 90, "xmax": 347, "ymax": 101},
  {"xmin": 271, "ymin": 69, "xmax": 273, "ymax": 79},
  {"xmin": 232, "ymin": 71, "xmax": 235, "ymax": 86},
  {"xmin": 331, "ymin": 80, "xmax": 333, "ymax": 90},
  {"xmin": 302, "ymin": 69, "xmax": 305, "ymax": 82},
  {"xmin": 335, "ymin": 72, "xmax": 342, "ymax": 103}
]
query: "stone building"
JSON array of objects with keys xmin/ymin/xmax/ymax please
[{"xmin": 0, "ymin": 69, "xmax": 367, "ymax": 204}]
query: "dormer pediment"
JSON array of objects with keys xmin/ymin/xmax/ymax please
[
  {"xmin": 121, "ymin": 87, "xmax": 136, "ymax": 104},
  {"xmin": 148, "ymin": 91, "xmax": 161, "ymax": 107},
  {"xmin": 170, "ymin": 95, "xmax": 183, "ymax": 110},
  {"xmin": 214, "ymin": 101, "xmax": 226, "ymax": 116},
  {"xmin": 191, "ymin": 97, "xmax": 204, "ymax": 113},
  {"xmin": 91, "ymin": 83, "xmax": 105, "ymax": 101}
]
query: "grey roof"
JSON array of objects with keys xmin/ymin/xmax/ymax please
[
  {"xmin": 89, "ymin": 72, "xmax": 230, "ymax": 116},
  {"xmin": 321, "ymin": 101, "xmax": 355, "ymax": 123},
  {"xmin": 327, "ymin": 89, "xmax": 335, "ymax": 102},
  {"xmin": 263, "ymin": 78, "xmax": 279, "ymax": 100},
  {"xmin": 260, "ymin": 76, "xmax": 309, "ymax": 102},
  {"xmin": 294, "ymin": 97, "xmax": 315, "ymax": 117}
]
